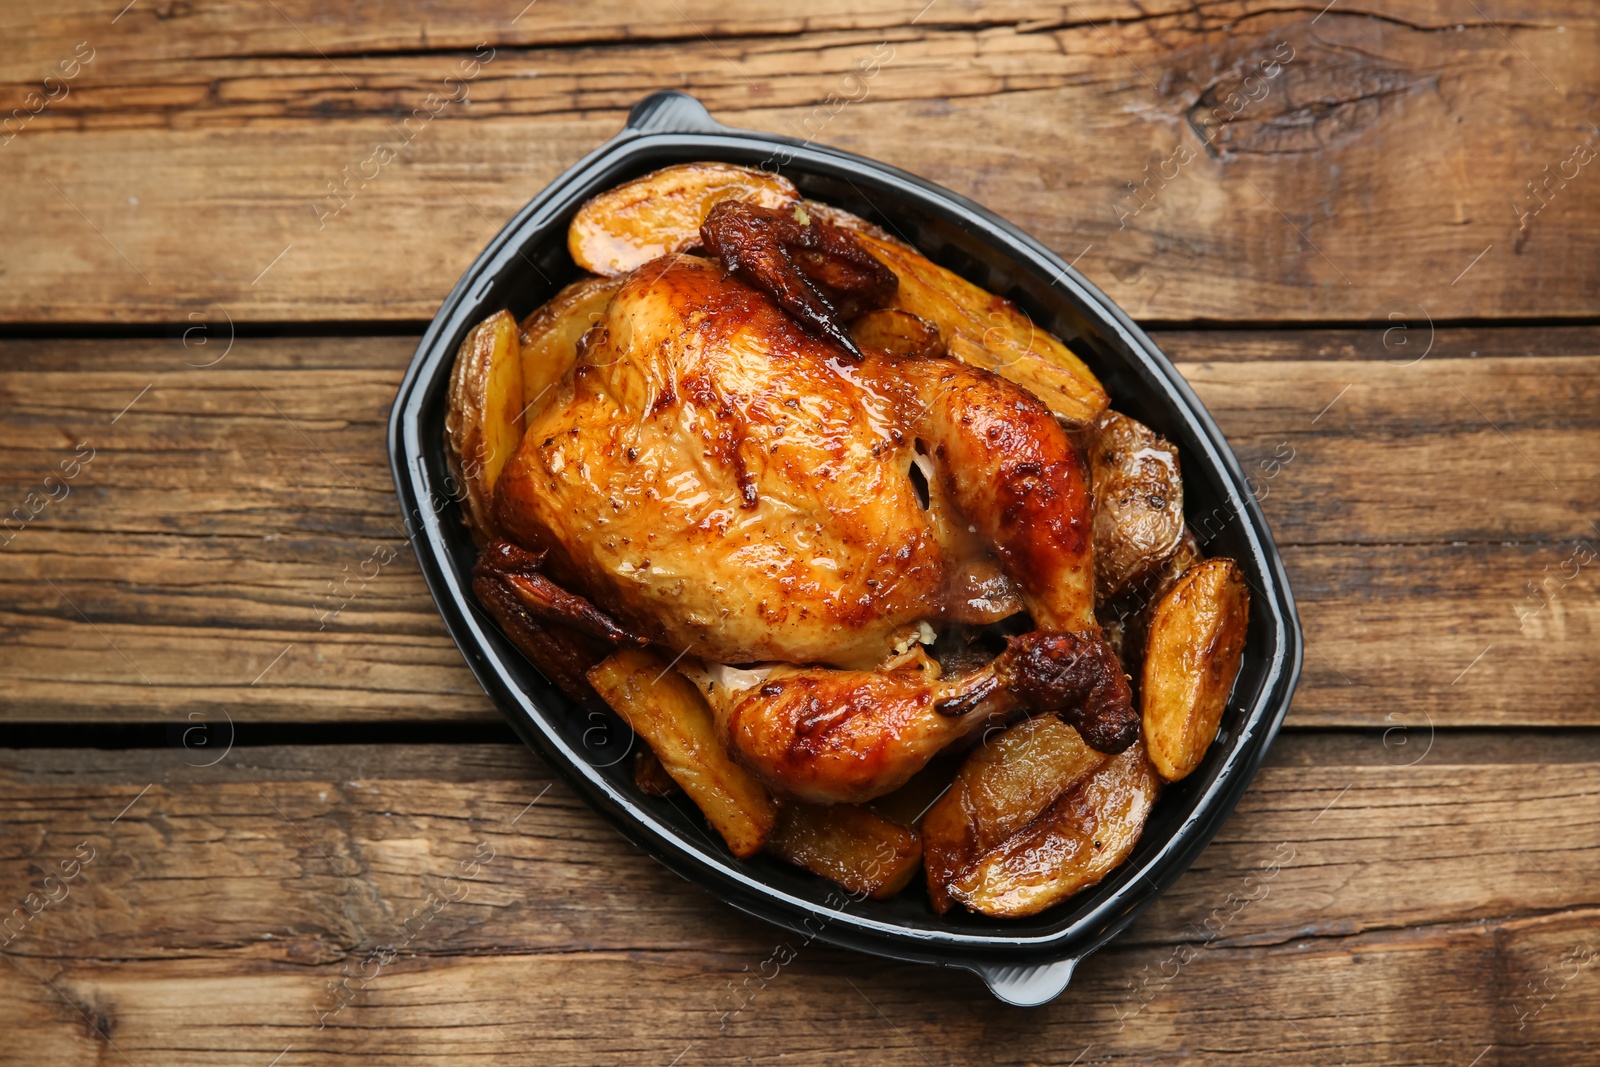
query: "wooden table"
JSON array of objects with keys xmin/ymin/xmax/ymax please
[{"xmin": 3, "ymin": 2, "xmax": 1597, "ymax": 1063}]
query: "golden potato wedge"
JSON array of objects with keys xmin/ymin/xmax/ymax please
[
  {"xmin": 633, "ymin": 748, "xmax": 680, "ymax": 798},
  {"xmin": 568, "ymin": 162, "xmax": 800, "ymax": 276},
  {"xmin": 948, "ymin": 742, "xmax": 1159, "ymax": 918},
  {"xmin": 851, "ymin": 231, "xmax": 1109, "ymax": 425},
  {"xmin": 1141, "ymin": 558, "xmax": 1251, "ymax": 783},
  {"xmin": 1090, "ymin": 410, "xmax": 1185, "ymax": 601},
  {"xmin": 518, "ymin": 275, "xmax": 621, "ymax": 422},
  {"xmin": 768, "ymin": 802, "xmax": 923, "ymax": 899},
  {"xmin": 588, "ymin": 649, "xmax": 777, "ymax": 857},
  {"xmin": 848, "ymin": 308, "xmax": 945, "ymax": 359},
  {"xmin": 445, "ymin": 310, "xmax": 523, "ymax": 543},
  {"xmin": 922, "ymin": 715, "xmax": 1108, "ymax": 913}
]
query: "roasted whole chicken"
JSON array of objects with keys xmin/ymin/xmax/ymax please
[{"xmin": 448, "ymin": 163, "xmax": 1249, "ymax": 918}]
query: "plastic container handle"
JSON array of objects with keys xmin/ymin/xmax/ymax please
[
  {"xmin": 624, "ymin": 90, "xmax": 727, "ymax": 135},
  {"xmin": 972, "ymin": 958, "xmax": 1079, "ymax": 1007}
]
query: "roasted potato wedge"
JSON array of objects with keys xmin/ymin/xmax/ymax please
[
  {"xmin": 948, "ymin": 742, "xmax": 1159, "ymax": 918},
  {"xmin": 849, "ymin": 308, "xmax": 945, "ymax": 359},
  {"xmin": 588, "ymin": 649, "xmax": 777, "ymax": 857},
  {"xmin": 851, "ymin": 231, "xmax": 1109, "ymax": 425},
  {"xmin": 569, "ymin": 162, "xmax": 800, "ymax": 276},
  {"xmin": 633, "ymin": 748, "xmax": 680, "ymax": 797},
  {"xmin": 768, "ymin": 802, "xmax": 923, "ymax": 899},
  {"xmin": 922, "ymin": 715, "xmax": 1108, "ymax": 913},
  {"xmin": 518, "ymin": 275, "xmax": 621, "ymax": 421},
  {"xmin": 445, "ymin": 310, "xmax": 523, "ymax": 543},
  {"xmin": 1141, "ymin": 558, "xmax": 1251, "ymax": 782},
  {"xmin": 1089, "ymin": 410, "xmax": 1185, "ymax": 601}
]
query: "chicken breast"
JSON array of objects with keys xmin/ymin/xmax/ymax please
[{"xmin": 495, "ymin": 253, "xmax": 949, "ymax": 670}]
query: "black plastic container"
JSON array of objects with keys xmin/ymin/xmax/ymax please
[{"xmin": 388, "ymin": 91, "xmax": 1302, "ymax": 1006}]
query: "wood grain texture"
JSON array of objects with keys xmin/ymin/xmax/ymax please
[
  {"xmin": 3, "ymin": 3, "xmax": 1594, "ymax": 1062},
  {"xmin": 2, "ymin": 3, "xmax": 1597, "ymax": 322},
  {"xmin": 1, "ymin": 741, "xmax": 1597, "ymax": 1065},
  {"xmin": 2, "ymin": 335, "xmax": 1594, "ymax": 725}
]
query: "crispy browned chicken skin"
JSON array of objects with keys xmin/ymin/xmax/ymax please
[{"xmin": 491, "ymin": 210, "xmax": 1135, "ymax": 802}]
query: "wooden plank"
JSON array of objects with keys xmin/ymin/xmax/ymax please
[
  {"xmin": 2, "ymin": 337, "xmax": 1594, "ymax": 548},
  {"xmin": 2, "ymin": 4, "xmax": 1597, "ymax": 322},
  {"xmin": 27, "ymin": 10, "xmax": 1595, "ymax": 134},
  {"xmin": 1, "ymin": 742, "xmax": 1597, "ymax": 1063},
  {"xmin": 5, "ymin": 540, "xmax": 1589, "ymax": 725},
  {"xmin": 7, "ymin": 933, "xmax": 1597, "ymax": 1066},
  {"xmin": 0, "ymin": 0, "xmax": 1176, "ymax": 66},
  {"xmin": 5, "ymin": 2, "xmax": 1559, "ymax": 68},
  {"xmin": 1156, "ymin": 325, "xmax": 1600, "ymax": 364},
  {"xmin": 1, "ymin": 336, "xmax": 1594, "ymax": 724}
]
